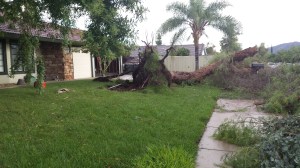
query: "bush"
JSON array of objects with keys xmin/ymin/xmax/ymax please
[
  {"xmin": 213, "ymin": 119, "xmax": 261, "ymax": 146},
  {"xmin": 268, "ymin": 46, "xmax": 300, "ymax": 63},
  {"xmin": 262, "ymin": 64, "xmax": 300, "ymax": 114},
  {"xmin": 260, "ymin": 115, "xmax": 300, "ymax": 167},
  {"xmin": 134, "ymin": 146, "xmax": 194, "ymax": 168},
  {"xmin": 219, "ymin": 116, "xmax": 300, "ymax": 168},
  {"xmin": 171, "ymin": 47, "xmax": 190, "ymax": 56}
]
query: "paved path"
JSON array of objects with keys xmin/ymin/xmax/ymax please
[{"xmin": 196, "ymin": 99, "xmax": 270, "ymax": 168}]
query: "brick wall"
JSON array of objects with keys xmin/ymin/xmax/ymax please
[{"xmin": 40, "ymin": 42, "xmax": 74, "ymax": 81}]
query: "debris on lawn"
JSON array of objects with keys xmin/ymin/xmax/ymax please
[
  {"xmin": 108, "ymin": 84, "xmax": 122, "ymax": 90},
  {"xmin": 57, "ymin": 88, "xmax": 70, "ymax": 94}
]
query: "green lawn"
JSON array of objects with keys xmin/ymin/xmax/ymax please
[{"xmin": 0, "ymin": 80, "xmax": 219, "ymax": 167}]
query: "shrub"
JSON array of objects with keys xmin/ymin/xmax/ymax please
[
  {"xmin": 134, "ymin": 146, "xmax": 194, "ymax": 168},
  {"xmin": 268, "ymin": 46, "xmax": 300, "ymax": 63},
  {"xmin": 171, "ymin": 47, "xmax": 190, "ymax": 56},
  {"xmin": 262, "ymin": 64, "xmax": 300, "ymax": 114},
  {"xmin": 260, "ymin": 115, "xmax": 300, "ymax": 167},
  {"xmin": 219, "ymin": 116, "xmax": 300, "ymax": 168},
  {"xmin": 213, "ymin": 119, "xmax": 261, "ymax": 146}
]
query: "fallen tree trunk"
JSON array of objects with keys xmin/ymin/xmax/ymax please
[{"xmin": 172, "ymin": 46, "xmax": 258, "ymax": 83}]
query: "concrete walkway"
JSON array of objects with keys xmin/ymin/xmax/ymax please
[{"xmin": 196, "ymin": 99, "xmax": 270, "ymax": 168}]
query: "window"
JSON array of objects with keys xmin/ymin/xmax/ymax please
[
  {"xmin": 10, "ymin": 43, "xmax": 25, "ymax": 72},
  {"xmin": 0, "ymin": 40, "xmax": 7, "ymax": 74}
]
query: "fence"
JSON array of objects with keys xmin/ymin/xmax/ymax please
[{"xmin": 163, "ymin": 55, "xmax": 214, "ymax": 72}]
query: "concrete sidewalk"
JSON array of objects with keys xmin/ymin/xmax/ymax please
[{"xmin": 196, "ymin": 99, "xmax": 270, "ymax": 168}]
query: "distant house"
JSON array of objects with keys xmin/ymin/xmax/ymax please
[
  {"xmin": 0, "ymin": 23, "xmax": 96, "ymax": 84},
  {"xmin": 124, "ymin": 44, "xmax": 206, "ymax": 63},
  {"xmin": 124, "ymin": 44, "xmax": 206, "ymax": 64}
]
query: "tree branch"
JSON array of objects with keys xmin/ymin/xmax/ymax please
[{"xmin": 161, "ymin": 46, "xmax": 174, "ymax": 62}]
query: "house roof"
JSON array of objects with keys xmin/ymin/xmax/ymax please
[
  {"xmin": 0, "ymin": 22, "xmax": 83, "ymax": 43},
  {"xmin": 129, "ymin": 44, "xmax": 206, "ymax": 58}
]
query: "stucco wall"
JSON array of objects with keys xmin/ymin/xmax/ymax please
[{"xmin": 163, "ymin": 55, "xmax": 214, "ymax": 72}]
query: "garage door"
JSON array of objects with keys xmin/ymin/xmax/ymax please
[{"xmin": 73, "ymin": 52, "xmax": 92, "ymax": 79}]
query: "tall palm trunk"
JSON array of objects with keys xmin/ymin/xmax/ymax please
[
  {"xmin": 194, "ymin": 33, "xmax": 200, "ymax": 70},
  {"xmin": 194, "ymin": 42, "xmax": 199, "ymax": 70}
]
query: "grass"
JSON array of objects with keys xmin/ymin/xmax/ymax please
[
  {"xmin": 219, "ymin": 147, "xmax": 260, "ymax": 168},
  {"xmin": 213, "ymin": 119, "xmax": 260, "ymax": 147},
  {"xmin": 0, "ymin": 80, "xmax": 220, "ymax": 167},
  {"xmin": 134, "ymin": 145, "xmax": 195, "ymax": 168}
]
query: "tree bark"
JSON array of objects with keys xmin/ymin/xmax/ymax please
[
  {"xmin": 193, "ymin": 32, "xmax": 200, "ymax": 71},
  {"xmin": 195, "ymin": 42, "xmax": 199, "ymax": 70}
]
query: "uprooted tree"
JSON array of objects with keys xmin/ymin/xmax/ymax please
[
  {"xmin": 132, "ymin": 43, "xmax": 173, "ymax": 88},
  {"xmin": 131, "ymin": 28, "xmax": 258, "ymax": 89},
  {"xmin": 132, "ymin": 30, "xmax": 186, "ymax": 88}
]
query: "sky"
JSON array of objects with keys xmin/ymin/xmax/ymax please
[{"xmin": 77, "ymin": 0, "xmax": 300, "ymax": 50}]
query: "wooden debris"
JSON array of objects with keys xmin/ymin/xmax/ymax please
[
  {"xmin": 108, "ymin": 84, "xmax": 122, "ymax": 90},
  {"xmin": 57, "ymin": 88, "xmax": 70, "ymax": 94}
]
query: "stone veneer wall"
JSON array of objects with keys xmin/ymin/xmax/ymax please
[
  {"xmin": 40, "ymin": 42, "xmax": 74, "ymax": 81},
  {"xmin": 63, "ymin": 53, "xmax": 74, "ymax": 80}
]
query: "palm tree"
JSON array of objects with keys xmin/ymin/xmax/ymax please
[{"xmin": 159, "ymin": 0, "xmax": 241, "ymax": 70}]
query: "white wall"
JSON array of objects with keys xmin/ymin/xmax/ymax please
[
  {"xmin": 73, "ymin": 52, "xmax": 92, "ymax": 79},
  {"xmin": 163, "ymin": 55, "xmax": 214, "ymax": 72}
]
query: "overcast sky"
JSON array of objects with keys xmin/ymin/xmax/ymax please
[
  {"xmin": 77, "ymin": 0, "xmax": 300, "ymax": 50},
  {"xmin": 135, "ymin": 0, "xmax": 300, "ymax": 49}
]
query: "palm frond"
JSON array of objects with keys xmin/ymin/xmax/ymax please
[
  {"xmin": 167, "ymin": 2, "xmax": 189, "ymax": 18},
  {"xmin": 206, "ymin": 0, "xmax": 230, "ymax": 13},
  {"xmin": 204, "ymin": 1, "xmax": 230, "ymax": 23},
  {"xmin": 159, "ymin": 17, "xmax": 187, "ymax": 35},
  {"xmin": 170, "ymin": 28, "xmax": 187, "ymax": 46},
  {"xmin": 188, "ymin": 0, "xmax": 205, "ymax": 24},
  {"xmin": 210, "ymin": 15, "xmax": 242, "ymax": 38}
]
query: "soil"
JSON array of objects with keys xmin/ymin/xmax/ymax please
[{"xmin": 0, "ymin": 83, "xmax": 18, "ymax": 89}]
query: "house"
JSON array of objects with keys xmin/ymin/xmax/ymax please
[{"xmin": 0, "ymin": 23, "xmax": 96, "ymax": 84}]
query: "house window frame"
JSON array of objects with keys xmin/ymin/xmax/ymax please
[
  {"xmin": 10, "ymin": 41, "xmax": 26, "ymax": 74},
  {"xmin": 0, "ymin": 39, "xmax": 7, "ymax": 75}
]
